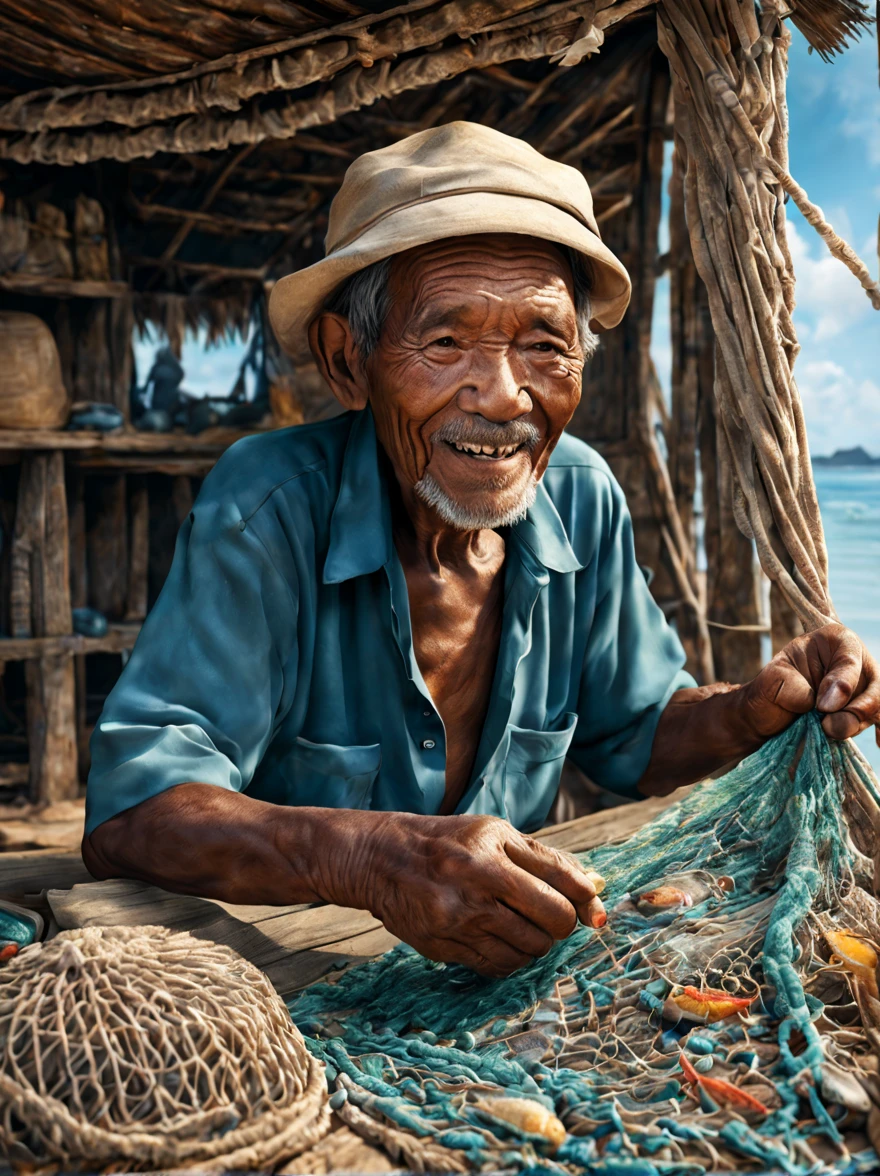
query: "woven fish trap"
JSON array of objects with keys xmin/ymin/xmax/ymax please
[{"xmin": 0, "ymin": 924, "xmax": 330, "ymax": 1171}]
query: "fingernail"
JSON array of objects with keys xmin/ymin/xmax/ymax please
[{"xmin": 591, "ymin": 911, "xmax": 607, "ymax": 929}]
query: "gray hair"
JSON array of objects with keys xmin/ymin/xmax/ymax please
[{"xmin": 323, "ymin": 244, "xmax": 599, "ymax": 360}]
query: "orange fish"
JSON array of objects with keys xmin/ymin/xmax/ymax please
[
  {"xmin": 0, "ymin": 943, "xmax": 18, "ymax": 962},
  {"xmin": 672, "ymin": 985, "xmax": 757, "ymax": 1023},
  {"xmin": 638, "ymin": 887, "xmax": 694, "ymax": 908},
  {"xmin": 679, "ymin": 1052, "xmax": 770, "ymax": 1115}
]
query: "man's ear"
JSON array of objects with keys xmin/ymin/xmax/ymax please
[{"xmin": 308, "ymin": 312, "xmax": 370, "ymax": 411}]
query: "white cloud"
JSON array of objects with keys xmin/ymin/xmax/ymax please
[
  {"xmin": 786, "ymin": 220, "xmax": 876, "ymax": 342},
  {"xmin": 796, "ymin": 358, "xmax": 880, "ymax": 455}
]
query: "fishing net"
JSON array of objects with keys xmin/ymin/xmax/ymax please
[
  {"xmin": 0, "ymin": 924, "xmax": 330, "ymax": 1171},
  {"xmin": 290, "ymin": 714, "xmax": 880, "ymax": 1174}
]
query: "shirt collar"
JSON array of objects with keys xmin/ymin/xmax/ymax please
[
  {"xmin": 323, "ymin": 408, "xmax": 584, "ymax": 583},
  {"xmin": 323, "ymin": 407, "xmax": 392, "ymax": 584},
  {"xmin": 510, "ymin": 479, "xmax": 584, "ymax": 574}
]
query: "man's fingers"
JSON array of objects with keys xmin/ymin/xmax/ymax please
[
  {"xmin": 488, "ymin": 903, "xmax": 555, "ymax": 959},
  {"xmin": 757, "ymin": 662, "xmax": 815, "ymax": 715},
  {"xmin": 821, "ymin": 674, "xmax": 880, "ymax": 740},
  {"xmin": 821, "ymin": 711, "xmax": 863, "ymax": 740},
  {"xmin": 435, "ymin": 936, "xmax": 533, "ymax": 978},
  {"xmin": 504, "ymin": 837, "xmax": 606, "ymax": 932},
  {"xmin": 815, "ymin": 629, "xmax": 865, "ymax": 713}
]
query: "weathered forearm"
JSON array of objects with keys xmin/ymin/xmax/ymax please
[
  {"xmin": 638, "ymin": 683, "xmax": 763, "ymax": 797},
  {"xmin": 81, "ymin": 783, "xmax": 387, "ymax": 907}
]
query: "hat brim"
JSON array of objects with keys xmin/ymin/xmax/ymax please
[{"xmin": 268, "ymin": 191, "xmax": 632, "ymax": 363}]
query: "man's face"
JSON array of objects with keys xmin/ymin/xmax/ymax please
[{"xmin": 364, "ymin": 234, "xmax": 586, "ymax": 529}]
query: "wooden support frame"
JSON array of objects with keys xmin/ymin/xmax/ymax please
[{"xmin": 9, "ymin": 453, "xmax": 78, "ymax": 803}]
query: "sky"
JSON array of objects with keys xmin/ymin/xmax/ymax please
[{"xmin": 784, "ymin": 27, "xmax": 879, "ymax": 457}]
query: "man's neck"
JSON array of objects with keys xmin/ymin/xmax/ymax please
[{"xmin": 391, "ymin": 469, "xmax": 503, "ymax": 577}]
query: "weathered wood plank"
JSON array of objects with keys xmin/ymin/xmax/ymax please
[
  {"xmin": 0, "ymin": 623, "xmax": 141, "ymax": 662},
  {"xmin": 11, "ymin": 454, "xmax": 78, "ymax": 802},
  {"xmin": 0, "ymin": 274, "xmax": 129, "ymax": 298},
  {"xmin": 534, "ymin": 789, "xmax": 686, "ymax": 854},
  {"xmin": 0, "ymin": 849, "xmax": 92, "ymax": 895},
  {"xmin": 86, "ymin": 474, "xmax": 128, "ymax": 619},
  {"xmin": 0, "ymin": 427, "xmax": 261, "ymax": 453},
  {"xmin": 10, "ymin": 455, "xmax": 45, "ymax": 639}
]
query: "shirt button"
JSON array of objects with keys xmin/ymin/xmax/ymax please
[
  {"xmin": 423, "ymin": 709, "xmax": 432, "ymax": 717},
  {"xmin": 421, "ymin": 739, "xmax": 436, "ymax": 750}
]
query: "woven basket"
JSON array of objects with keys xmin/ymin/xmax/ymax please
[
  {"xmin": 0, "ymin": 312, "xmax": 69, "ymax": 429},
  {"xmin": 0, "ymin": 925, "xmax": 330, "ymax": 1171}
]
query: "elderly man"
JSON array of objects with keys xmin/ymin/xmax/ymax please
[{"xmin": 84, "ymin": 123, "xmax": 880, "ymax": 977}]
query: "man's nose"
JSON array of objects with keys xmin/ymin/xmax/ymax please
[{"xmin": 456, "ymin": 346, "xmax": 532, "ymax": 422}]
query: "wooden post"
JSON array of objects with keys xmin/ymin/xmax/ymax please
[
  {"xmin": 74, "ymin": 302, "xmax": 113, "ymax": 405},
  {"xmin": 11, "ymin": 453, "xmax": 78, "ymax": 803},
  {"xmin": 125, "ymin": 476, "xmax": 149, "ymax": 622},
  {"xmin": 87, "ymin": 474, "xmax": 129, "ymax": 620},
  {"xmin": 68, "ymin": 469, "xmax": 90, "ymax": 780},
  {"xmin": 668, "ymin": 141, "xmax": 764, "ymax": 683},
  {"xmin": 109, "ymin": 296, "xmax": 135, "ymax": 422}
]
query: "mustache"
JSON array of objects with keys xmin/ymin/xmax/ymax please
[{"xmin": 430, "ymin": 416, "xmax": 541, "ymax": 451}]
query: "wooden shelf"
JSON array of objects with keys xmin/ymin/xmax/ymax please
[
  {"xmin": 0, "ymin": 623, "xmax": 141, "ymax": 663},
  {"xmin": 0, "ymin": 763, "xmax": 28, "ymax": 787},
  {"xmin": 0, "ymin": 425, "xmax": 262, "ymax": 454},
  {"xmin": 0, "ymin": 274, "xmax": 129, "ymax": 299}
]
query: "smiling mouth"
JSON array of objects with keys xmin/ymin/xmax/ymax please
[{"xmin": 444, "ymin": 440, "xmax": 525, "ymax": 461}]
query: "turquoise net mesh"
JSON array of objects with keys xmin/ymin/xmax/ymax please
[{"xmin": 289, "ymin": 714, "xmax": 880, "ymax": 1174}]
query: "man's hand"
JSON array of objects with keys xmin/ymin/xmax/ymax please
[
  {"xmin": 328, "ymin": 812, "xmax": 606, "ymax": 978},
  {"xmin": 641, "ymin": 622, "xmax": 880, "ymax": 798},
  {"xmin": 86, "ymin": 790, "xmax": 604, "ymax": 979},
  {"xmin": 742, "ymin": 622, "xmax": 880, "ymax": 743}
]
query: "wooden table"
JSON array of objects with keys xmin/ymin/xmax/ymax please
[{"xmin": 0, "ymin": 792, "xmax": 684, "ymax": 999}]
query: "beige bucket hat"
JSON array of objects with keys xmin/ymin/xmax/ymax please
[{"xmin": 268, "ymin": 121, "xmax": 632, "ymax": 362}]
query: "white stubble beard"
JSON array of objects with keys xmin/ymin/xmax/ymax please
[{"xmin": 413, "ymin": 468, "xmax": 539, "ymax": 531}]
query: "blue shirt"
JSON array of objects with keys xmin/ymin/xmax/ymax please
[{"xmin": 86, "ymin": 408, "xmax": 694, "ymax": 838}]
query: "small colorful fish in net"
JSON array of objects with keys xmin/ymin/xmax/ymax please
[{"xmin": 290, "ymin": 715, "xmax": 880, "ymax": 1175}]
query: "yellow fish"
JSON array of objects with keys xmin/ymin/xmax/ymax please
[
  {"xmin": 824, "ymin": 929, "xmax": 879, "ymax": 998},
  {"xmin": 474, "ymin": 1097, "xmax": 566, "ymax": 1149}
]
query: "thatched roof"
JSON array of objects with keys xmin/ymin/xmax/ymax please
[
  {"xmin": 0, "ymin": 0, "xmax": 871, "ymax": 167},
  {"xmin": 0, "ymin": 0, "xmax": 871, "ymax": 318}
]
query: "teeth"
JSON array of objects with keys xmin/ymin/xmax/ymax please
[{"xmin": 451, "ymin": 441, "xmax": 519, "ymax": 458}]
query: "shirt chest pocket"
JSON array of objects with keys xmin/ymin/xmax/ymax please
[
  {"xmin": 501, "ymin": 711, "xmax": 578, "ymax": 833},
  {"xmin": 286, "ymin": 737, "xmax": 381, "ymax": 810}
]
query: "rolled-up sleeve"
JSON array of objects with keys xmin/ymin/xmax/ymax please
[
  {"xmin": 567, "ymin": 473, "xmax": 695, "ymax": 798},
  {"xmin": 86, "ymin": 495, "xmax": 297, "ymax": 836}
]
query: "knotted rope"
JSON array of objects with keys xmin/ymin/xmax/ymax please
[{"xmin": 657, "ymin": 0, "xmax": 879, "ymax": 632}]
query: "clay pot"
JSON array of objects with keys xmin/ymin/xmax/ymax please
[{"xmin": 0, "ymin": 313, "xmax": 70, "ymax": 429}]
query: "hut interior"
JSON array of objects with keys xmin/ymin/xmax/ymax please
[{"xmin": 0, "ymin": 0, "xmax": 873, "ymax": 836}]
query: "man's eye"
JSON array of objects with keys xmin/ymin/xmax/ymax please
[
  {"xmin": 431, "ymin": 336, "xmax": 456, "ymax": 348},
  {"xmin": 532, "ymin": 341, "xmax": 558, "ymax": 353}
]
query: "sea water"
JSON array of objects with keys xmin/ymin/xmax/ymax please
[{"xmin": 814, "ymin": 466, "xmax": 880, "ymax": 770}]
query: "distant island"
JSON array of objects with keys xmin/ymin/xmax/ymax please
[{"xmin": 812, "ymin": 447, "xmax": 880, "ymax": 467}]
